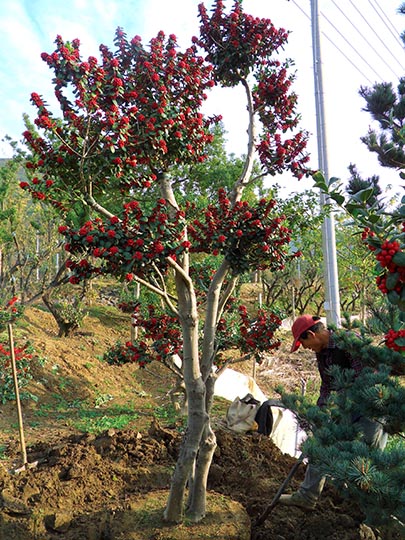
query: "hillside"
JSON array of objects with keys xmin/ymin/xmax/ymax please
[{"xmin": 0, "ymin": 305, "xmax": 397, "ymax": 539}]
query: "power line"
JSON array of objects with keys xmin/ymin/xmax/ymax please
[
  {"xmin": 330, "ymin": 0, "xmax": 401, "ymax": 79},
  {"xmin": 290, "ymin": 0, "xmax": 374, "ymax": 83},
  {"xmin": 320, "ymin": 10, "xmax": 385, "ymax": 81},
  {"xmin": 290, "ymin": 0, "xmax": 403, "ymax": 83},
  {"xmin": 365, "ymin": 0, "xmax": 405, "ymax": 71},
  {"xmin": 370, "ymin": 0, "xmax": 405, "ymax": 50},
  {"xmin": 290, "ymin": 0, "xmax": 309, "ymax": 20}
]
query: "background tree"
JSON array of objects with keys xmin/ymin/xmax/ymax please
[
  {"xmin": 359, "ymin": 78, "xmax": 405, "ymax": 170},
  {"xmin": 260, "ymin": 188, "xmax": 325, "ymax": 315},
  {"xmin": 346, "ymin": 163, "xmax": 383, "ymax": 209},
  {"xmin": 335, "ymin": 217, "xmax": 376, "ymax": 318},
  {"xmin": 259, "ymin": 187, "xmax": 377, "ymax": 319},
  {"xmin": 0, "ymin": 158, "xmax": 66, "ymax": 304},
  {"xmin": 18, "ymin": 0, "xmax": 310, "ymax": 524}
]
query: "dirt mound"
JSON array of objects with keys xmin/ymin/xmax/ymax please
[
  {"xmin": 0, "ymin": 424, "xmax": 377, "ymax": 540},
  {"xmin": 0, "ymin": 306, "xmax": 395, "ymax": 539}
]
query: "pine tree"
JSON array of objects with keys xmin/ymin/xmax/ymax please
[
  {"xmin": 346, "ymin": 163, "xmax": 383, "ymax": 210},
  {"xmin": 308, "ymin": 160, "xmax": 405, "ymax": 538}
]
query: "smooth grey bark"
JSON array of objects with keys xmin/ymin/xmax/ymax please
[{"xmin": 162, "ymin": 76, "xmax": 257, "ymax": 523}]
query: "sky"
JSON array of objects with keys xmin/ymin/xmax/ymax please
[{"xmin": 1, "ymin": 0, "xmax": 405, "ymax": 199}]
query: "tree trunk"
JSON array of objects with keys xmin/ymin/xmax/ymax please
[
  {"xmin": 163, "ymin": 263, "xmax": 208, "ymax": 522},
  {"xmin": 42, "ymin": 292, "xmax": 79, "ymax": 337},
  {"xmin": 163, "ymin": 374, "xmax": 208, "ymax": 522}
]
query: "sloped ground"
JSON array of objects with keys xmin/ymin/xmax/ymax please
[{"xmin": 0, "ymin": 306, "xmax": 398, "ymax": 539}]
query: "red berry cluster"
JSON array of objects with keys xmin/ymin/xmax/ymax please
[
  {"xmin": 375, "ymin": 240, "xmax": 400, "ymax": 270},
  {"xmin": 188, "ymin": 188, "xmax": 299, "ymax": 274},
  {"xmin": 369, "ymin": 239, "xmax": 405, "ymax": 299},
  {"xmin": 361, "ymin": 227, "xmax": 375, "ymax": 242},
  {"xmin": 0, "ymin": 297, "xmax": 24, "ymax": 330},
  {"xmin": 362, "ymin": 224, "xmax": 405, "ymax": 354},
  {"xmin": 103, "ymin": 340, "xmax": 150, "ymax": 368},
  {"xmin": 194, "ymin": 1, "xmax": 310, "ymax": 179},
  {"xmin": 195, "ymin": 1, "xmax": 289, "ymax": 85},
  {"xmin": 23, "ymin": 27, "xmax": 219, "ymax": 200},
  {"xmin": 131, "ymin": 304, "xmax": 183, "ymax": 363},
  {"xmin": 58, "ymin": 199, "xmax": 189, "ymax": 282},
  {"xmin": 0, "ymin": 342, "xmax": 32, "ymax": 378},
  {"xmin": 385, "ymin": 328, "xmax": 405, "ymax": 353},
  {"xmin": 122, "ymin": 300, "xmax": 282, "ymax": 369},
  {"xmin": 238, "ymin": 305, "xmax": 282, "ymax": 357}
]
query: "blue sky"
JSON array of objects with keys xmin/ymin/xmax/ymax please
[{"xmin": 1, "ymin": 0, "xmax": 405, "ymax": 198}]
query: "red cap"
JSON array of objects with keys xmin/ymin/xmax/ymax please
[{"xmin": 290, "ymin": 315, "xmax": 317, "ymax": 352}]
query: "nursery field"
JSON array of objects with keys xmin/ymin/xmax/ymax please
[{"xmin": 0, "ymin": 305, "xmax": 400, "ymax": 540}]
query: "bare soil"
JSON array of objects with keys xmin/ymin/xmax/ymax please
[{"xmin": 0, "ymin": 305, "xmax": 395, "ymax": 539}]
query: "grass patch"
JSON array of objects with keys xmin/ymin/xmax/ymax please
[
  {"xmin": 86, "ymin": 304, "xmax": 129, "ymax": 329},
  {"xmin": 0, "ymin": 444, "xmax": 7, "ymax": 460},
  {"xmin": 72, "ymin": 404, "xmax": 140, "ymax": 433}
]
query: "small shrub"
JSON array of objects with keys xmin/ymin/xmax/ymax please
[
  {"xmin": 0, "ymin": 342, "xmax": 33, "ymax": 404},
  {"xmin": 103, "ymin": 340, "xmax": 150, "ymax": 367},
  {"xmin": 0, "ymin": 297, "xmax": 24, "ymax": 332},
  {"xmin": 54, "ymin": 297, "xmax": 86, "ymax": 327}
]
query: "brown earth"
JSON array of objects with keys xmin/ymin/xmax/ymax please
[{"xmin": 0, "ymin": 305, "xmax": 396, "ymax": 539}]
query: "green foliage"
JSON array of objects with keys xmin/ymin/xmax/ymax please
[
  {"xmin": 0, "ymin": 156, "xmax": 65, "ymax": 306},
  {"xmin": 72, "ymin": 405, "xmax": 140, "ymax": 434},
  {"xmin": 280, "ymin": 369, "xmax": 405, "ymax": 529},
  {"xmin": 364, "ymin": 297, "xmax": 402, "ymax": 335},
  {"xmin": 306, "ymin": 161, "xmax": 405, "ymax": 532},
  {"xmin": 155, "ymin": 403, "xmax": 185, "ymax": 426},
  {"xmin": 172, "ymin": 123, "xmax": 263, "ymax": 206},
  {"xmin": 346, "ymin": 163, "xmax": 383, "ymax": 210},
  {"xmin": 359, "ymin": 79, "xmax": 405, "ymax": 169},
  {"xmin": 53, "ymin": 297, "xmax": 87, "ymax": 328}
]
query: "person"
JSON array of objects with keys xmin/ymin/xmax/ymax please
[{"xmin": 278, "ymin": 314, "xmax": 387, "ymax": 510}]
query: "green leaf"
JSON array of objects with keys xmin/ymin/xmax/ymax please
[
  {"xmin": 398, "ymin": 205, "xmax": 405, "ymax": 217},
  {"xmin": 386, "ymin": 272, "xmax": 399, "ymax": 291},
  {"xmin": 345, "ymin": 201, "xmax": 362, "ymax": 212},
  {"xmin": 392, "ymin": 251, "xmax": 405, "ymax": 266},
  {"xmin": 387, "ymin": 290, "xmax": 400, "ymax": 305},
  {"xmin": 374, "ymin": 261, "xmax": 383, "ymax": 274},
  {"xmin": 328, "ymin": 176, "xmax": 341, "ymax": 187},
  {"xmin": 394, "ymin": 337, "xmax": 405, "ymax": 346},
  {"xmin": 312, "ymin": 171, "xmax": 328, "ymax": 192},
  {"xmin": 332, "ymin": 193, "xmax": 345, "ymax": 205},
  {"xmin": 368, "ymin": 213, "xmax": 381, "ymax": 224},
  {"xmin": 352, "ymin": 187, "xmax": 374, "ymax": 203}
]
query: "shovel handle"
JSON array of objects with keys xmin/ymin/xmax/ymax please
[{"xmin": 255, "ymin": 453, "xmax": 304, "ymax": 526}]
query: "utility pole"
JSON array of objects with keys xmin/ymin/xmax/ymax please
[{"xmin": 310, "ymin": 0, "xmax": 341, "ymax": 326}]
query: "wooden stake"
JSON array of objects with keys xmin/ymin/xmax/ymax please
[{"xmin": 8, "ymin": 323, "xmax": 27, "ymax": 467}]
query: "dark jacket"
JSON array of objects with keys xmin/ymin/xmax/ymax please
[{"xmin": 316, "ymin": 331, "xmax": 363, "ymax": 407}]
